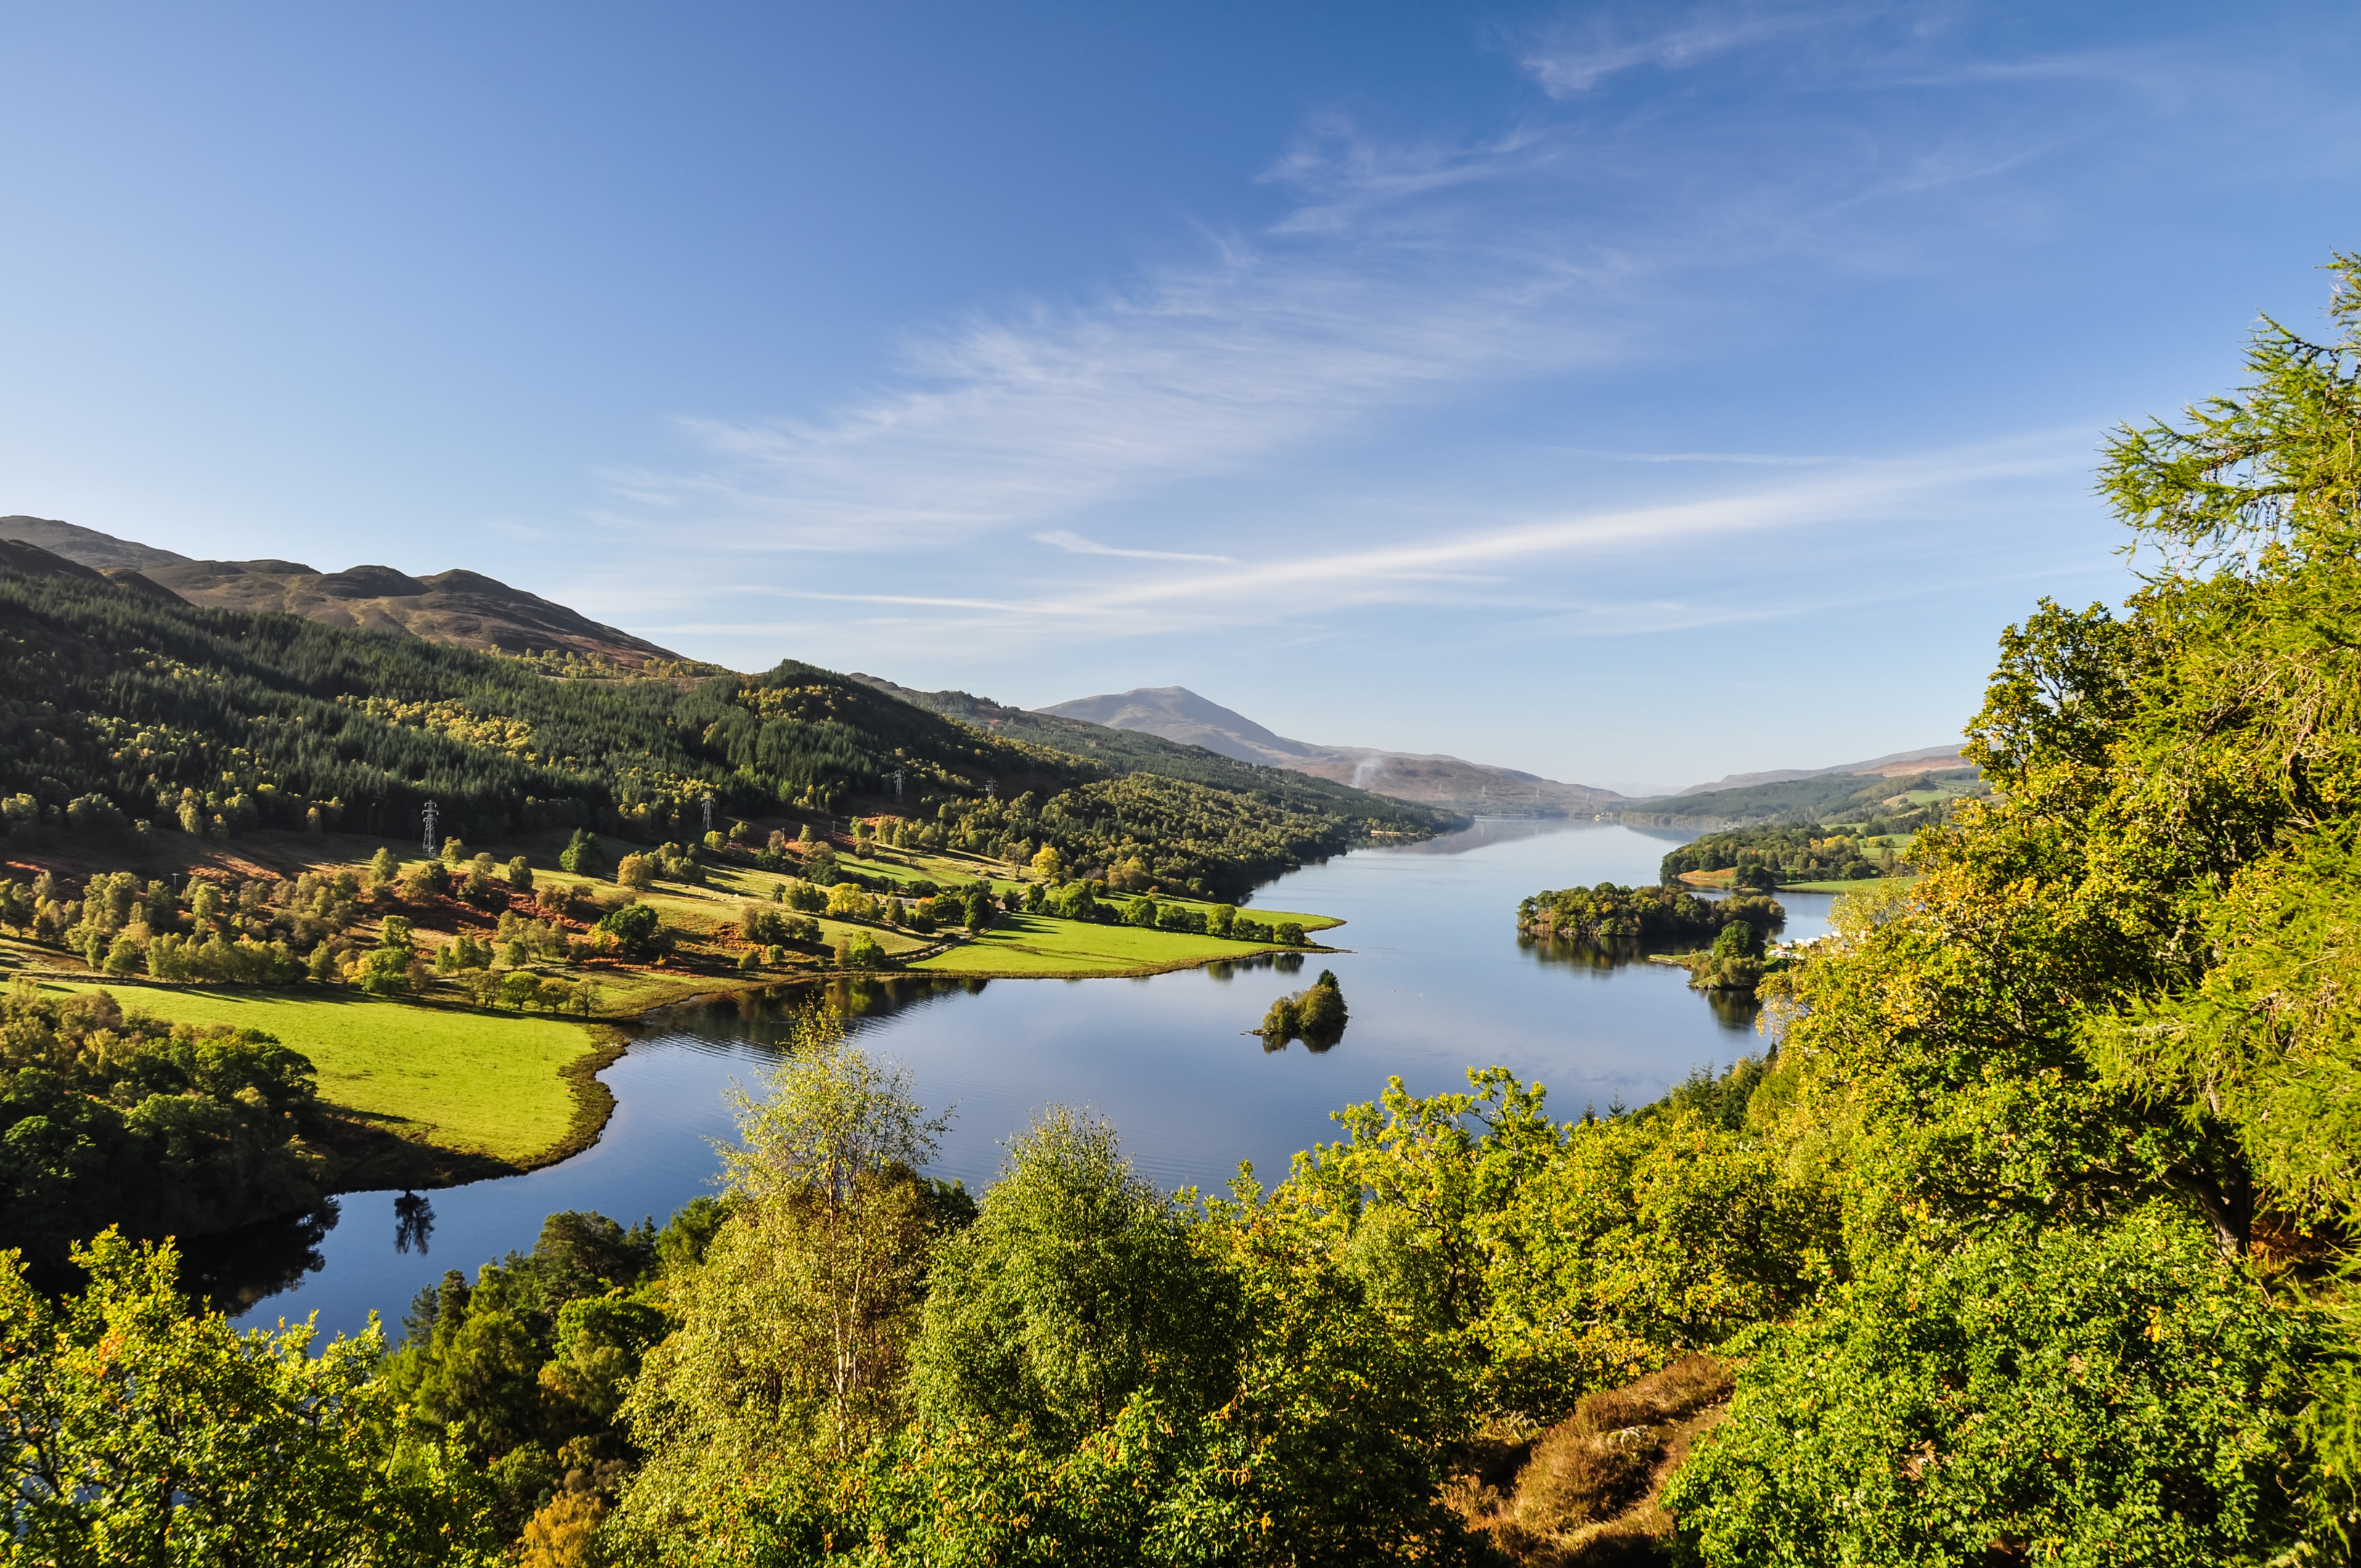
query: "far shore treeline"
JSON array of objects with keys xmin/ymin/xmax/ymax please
[
  {"xmin": 1653, "ymin": 788, "xmax": 1973, "ymax": 889},
  {"xmin": 1514, "ymin": 881, "xmax": 1782, "ymax": 947}
]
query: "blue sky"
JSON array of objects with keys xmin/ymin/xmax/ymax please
[{"xmin": 5, "ymin": 4, "xmax": 2358, "ymax": 793}]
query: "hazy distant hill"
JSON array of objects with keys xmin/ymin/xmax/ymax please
[
  {"xmin": 1620, "ymin": 765, "xmax": 1983, "ymax": 828},
  {"xmin": 847, "ymin": 674, "xmax": 1441, "ymax": 833},
  {"xmin": 1676, "ymin": 743, "xmax": 1968, "ymax": 795},
  {"xmin": 1034, "ymin": 685, "xmax": 1624, "ymax": 814},
  {"xmin": 0, "ymin": 515, "xmax": 683, "ymax": 668}
]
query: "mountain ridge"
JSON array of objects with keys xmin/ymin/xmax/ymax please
[
  {"xmin": 845, "ymin": 674, "xmax": 1444, "ymax": 833},
  {"xmin": 1676, "ymin": 743, "xmax": 1967, "ymax": 795},
  {"xmin": 0, "ymin": 515, "xmax": 684, "ymax": 669},
  {"xmin": 1034, "ymin": 685, "xmax": 1625, "ymax": 813}
]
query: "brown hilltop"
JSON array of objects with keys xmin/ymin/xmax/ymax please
[{"xmin": 0, "ymin": 515, "xmax": 684, "ymax": 668}]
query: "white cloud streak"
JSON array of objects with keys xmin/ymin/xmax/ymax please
[
  {"xmin": 1033, "ymin": 530, "xmax": 1236, "ymax": 564},
  {"xmin": 631, "ymin": 430, "xmax": 2089, "ymax": 652},
  {"xmin": 1024, "ymin": 430, "xmax": 2081, "ymax": 623},
  {"xmin": 605, "ymin": 219, "xmax": 1623, "ymax": 550},
  {"xmin": 1520, "ymin": 7, "xmax": 1857, "ymax": 97},
  {"xmin": 1554, "ymin": 447, "xmax": 1851, "ymax": 465}
]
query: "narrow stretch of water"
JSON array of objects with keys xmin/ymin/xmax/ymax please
[{"xmin": 227, "ymin": 820, "xmax": 1839, "ymax": 1339}]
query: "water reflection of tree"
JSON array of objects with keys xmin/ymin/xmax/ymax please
[
  {"xmin": 1204, "ymin": 952, "xmax": 1305, "ymax": 985},
  {"xmin": 394, "ymin": 1190, "xmax": 435, "ymax": 1255},
  {"xmin": 1701, "ymin": 990, "xmax": 1761, "ymax": 1032},
  {"xmin": 657, "ymin": 959, "xmax": 1330, "ymax": 1058},
  {"xmin": 1522, "ymin": 936, "xmax": 1761, "ymax": 1031},
  {"xmin": 175, "ymin": 1200, "xmax": 338, "ymax": 1316},
  {"xmin": 638, "ymin": 976, "xmax": 984, "ymax": 1054},
  {"xmin": 1522, "ymin": 934, "xmax": 1647, "ymax": 971}
]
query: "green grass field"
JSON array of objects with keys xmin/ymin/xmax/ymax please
[
  {"xmin": 1679, "ymin": 867, "xmax": 1917, "ymax": 897},
  {"xmin": 1781, "ymin": 874, "xmax": 1918, "ymax": 895},
  {"xmin": 46, "ymin": 982, "xmax": 596, "ymax": 1163},
  {"xmin": 909, "ymin": 910, "xmax": 1334, "ymax": 977}
]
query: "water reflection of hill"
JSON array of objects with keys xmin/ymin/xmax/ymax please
[
  {"xmin": 1520, "ymin": 933, "xmax": 1760, "ymax": 1030},
  {"xmin": 643, "ymin": 959, "xmax": 1317, "ymax": 1048},
  {"xmin": 1380, "ymin": 817, "xmax": 1660, "ymax": 858}
]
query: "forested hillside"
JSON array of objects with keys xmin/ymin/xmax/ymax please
[
  {"xmin": 1617, "ymin": 764, "xmax": 1983, "ymax": 826},
  {"xmin": 0, "ymin": 576, "xmax": 1424, "ymax": 894},
  {"xmin": 1657, "ymin": 814, "xmax": 1930, "ymax": 886}
]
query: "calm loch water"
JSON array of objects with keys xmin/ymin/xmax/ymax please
[{"xmin": 224, "ymin": 820, "xmax": 1839, "ymax": 1338}]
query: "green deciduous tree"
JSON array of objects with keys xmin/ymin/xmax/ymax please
[
  {"xmin": 592, "ymin": 902, "xmax": 664, "ymax": 960},
  {"xmin": 1665, "ymin": 1207, "xmax": 2315, "ymax": 1566},
  {"xmin": 910, "ymin": 1106, "xmax": 1239, "ymax": 1449},
  {"xmin": 611, "ymin": 1017, "xmax": 958, "ymax": 1552},
  {"xmin": 0, "ymin": 1228, "xmax": 496, "ymax": 1564},
  {"xmin": 1656, "ymin": 258, "xmax": 2361, "ymax": 1556},
  {"xmin": 558, "ymin": 830, "xmax": 607, "ymax": 878}
]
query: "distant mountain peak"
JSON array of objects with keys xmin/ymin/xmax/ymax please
[
  {"xmin": 1037, "ymin": 687, "xmax": 1318, "ymax": 759},
  {"xmin": 1035, "ymin": 685, "xmax": 1623, "ymax": 812}
]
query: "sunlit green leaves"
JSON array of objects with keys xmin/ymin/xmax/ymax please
[
  {"xmin": 0, "ymin": 1228, "xmax": 495, "ymax": 1564},
  {"xmin": 1667, "ymin": 1207, "xmax": 2315, "ymax": 1567}
]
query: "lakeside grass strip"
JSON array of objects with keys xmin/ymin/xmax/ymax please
[
  {"xmin": 1677, "ymin": 869, "xmax": 1919, "ymax": 897},
  {"xmin": 41, "ymin": 982, "xmax": 596, "ymax": 1165},
  {"xmin": 1777, "ymin": 875, "xmax": 1918, "ymax": 894},
  {"xmin": 908, "ymin": 912, "xmax": 1331, "ymax": 977}
]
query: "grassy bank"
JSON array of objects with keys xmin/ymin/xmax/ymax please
[
  {"xmin": 909, "ymin": 910, "xmax": 1337, "ymax": 978},
  {"xmin": 1676, "ymin": 867, "xmax": 1917, "ymax": 897},
  {"xmin": 42, "ymin": 981, "xmax": 603, "ymax": 1167},
  {"xmin": 1779, "ymin": 874, "xmax": 1917, "ymax": 894}
]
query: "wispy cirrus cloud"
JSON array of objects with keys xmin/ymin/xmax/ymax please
[
  {"xmin": 1554, "ymin": 447, "xmax": 1851, "ymax": 466},
  {"xmin": 605, "ymin": 221, "xmax": 1628, "ymax": 551},
  {"xmin": 1033, "ymin": 530, "xmax": 1236, "ymax": 564},
  {"xmin": 602, "ymin": 15, "xmax": 2206, "ymax": 573},
  {"xmin": 1519, "ymin": 6, "xmax": 1859, "ymax": 97},
  {"xmin": 621, "ymin": 429, "xmax": 2090, "ymax": 651},
  {"xmin": 1257, "ymin": 115, "xmax": 1552, "ymax": 236},
  {"xmin": 1027, "ymin": 429, "xmax": 2084, "ymax": 625}
]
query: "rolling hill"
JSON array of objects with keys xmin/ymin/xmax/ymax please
[
  {"xmin": 0, "ymin": 515, "xmax": 684, "ymax": 669},
  {"xmin": 1674, "ymin": 743, "xmax": 1968, "ymax": 795},
  {"xmin": 1618, "ymin": 766, "xmax": 1985, "ymax": 828}
]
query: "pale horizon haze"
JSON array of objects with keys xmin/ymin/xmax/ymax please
[{"xmin": 6, "ymin": 4, "xmax": 2359, "ymax": 794}]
